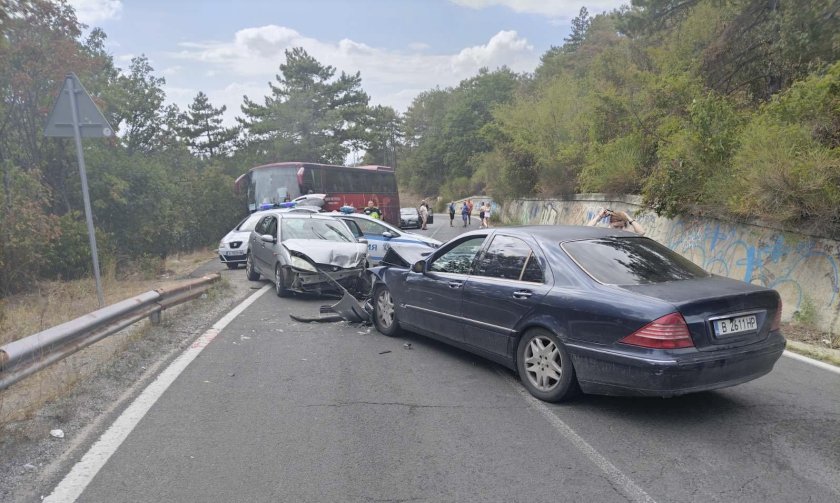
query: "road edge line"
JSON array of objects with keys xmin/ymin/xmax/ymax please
[
  {"xmin": 43, "ymin": 285, "xmax": 272, "ymax": 503},
  {"xmin": 783, "ymin": 350, "xmax": 840, "ymax": 375},
  {"xmin": 499, "ymin": 370, "xmax": 657, "ymax": 503}
]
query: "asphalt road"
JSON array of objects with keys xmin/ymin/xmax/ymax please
[{"xmin": 47, "ymin": 217, "xmax": 840, "ymax": 502}]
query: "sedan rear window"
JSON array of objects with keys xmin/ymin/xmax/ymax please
[{"xmin": 562, "ymin": 238, "xmax": 709, "ymax": 285}]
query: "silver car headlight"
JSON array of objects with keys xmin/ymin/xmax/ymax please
[
  {"xmin": 289, "ymin": 256, "xmax": 317, "ymax": 272},
  {"xmin": 218, "ymin": 241, "xmax": 226, "ymax": 250}
]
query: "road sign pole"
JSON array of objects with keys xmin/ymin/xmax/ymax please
[{"xmin": 66, "ymin": 76, "xmax": 105, "ymax": 307}]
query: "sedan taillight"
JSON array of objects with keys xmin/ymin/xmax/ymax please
[{"xmin": 619, "ymin": 313, "xmax": 694, "ymax": 349}]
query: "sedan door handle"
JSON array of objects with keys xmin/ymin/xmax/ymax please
[
  {"xmin": 513, "ymin": 290, "xmax": 532, "ymax": 299},
  {"xmin": 448, "ymin": 281, "xmax": 463, "ymax": 289}
]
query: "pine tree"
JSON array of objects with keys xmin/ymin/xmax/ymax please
[
  {"xmin": 564, "ymin": 7, "xmax": 591, "ymax": 52},
  {"xmin": 178, "ymin": 91, "xmax": 238, "ymax": 159}
]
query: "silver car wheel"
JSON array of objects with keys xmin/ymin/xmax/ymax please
[
  {"xmin": 523, "ymin": 335, "xmax": 562, "ymax": 392},
  {"xmin": 376, "ymin": 288, "xmax": 395, "ymax": 329}
]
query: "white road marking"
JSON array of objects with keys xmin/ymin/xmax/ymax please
[
  {"xmin": 783, "ymin": 350, "xmax": 840, "ymax": 375},
  {"xmin": 500, "ymin": 371, "xmax": 657, "ymax": 503},
  {"xmin": 43, "ymin": 285, "xmax": 272, "ymax": 503}
]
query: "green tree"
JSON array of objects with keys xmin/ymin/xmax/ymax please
[
  {"xmin": 178, "ymin": 91, "xmax": 239, "ymax": 159},
  {"xmin": 362, "ymin": 105, "xmax": 402, "ymax": 167},
  {"xmin": 564, "ymin": 7, "xmax": 592, "ymax": 52},
  {"xmin": 109, "ymin": 55, "xmax": 169, "ymax": 155},
  {"xmin": 238, "ymin": 47, "xmax": 371, "ymax": 164}
]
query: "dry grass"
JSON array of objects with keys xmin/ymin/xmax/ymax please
[{"xmin": 0, "ymin": 248, "xmax": 215, "ymax": 346}]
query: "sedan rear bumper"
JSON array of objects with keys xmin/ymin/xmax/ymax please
[{"xmin": 569, "ymin": 332, "xmax": 786, "ymax": 397}]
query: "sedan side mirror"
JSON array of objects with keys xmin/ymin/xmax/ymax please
[
  {"xmin": 382, "ymin": 231, "xmax": 394, "ymax": 239},
  {"xmin": 411, "ymin": 260, "xmax": 426, "ymax": 274},
  {"xmin": 357, "ymin": 238, "xmax": 369, "ymax": 245},
  {"xmin": 260, "ymin": 234, "xmax": 276, "ymax": 243}
]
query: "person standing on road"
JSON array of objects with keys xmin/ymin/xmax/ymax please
[
  {"xmin": 483, "ymin": 203, "xmax": 492, "ymax": 228},
  {"xmin": 448, "ymin": 201, "xmax": 456, "ymax": 227},
  {"xmin": 466, "ymin": 199, "xmax": 474, "ymax": 226},
  {"xmin": 587, "ymin": 207, "xmax": 645, "ymax": 235},
  {"xmin": 419, "ymin": 202, "xmax": 429, "ymax": 230},
  {"xmin": 478, "ymin": 202, "xmax": 486, "ymax": 228},
  {"xmin": 461, "ymin": 202, "xmax": 469, "ymax": 227}
]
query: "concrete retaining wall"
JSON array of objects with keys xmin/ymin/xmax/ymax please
[{"xmin": 493, "ymin": 194, "xmax": 840, "ymax": 334}]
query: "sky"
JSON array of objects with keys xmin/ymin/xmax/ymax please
[{"xmin": 68, "ymin": 0, "xmax": 628, "ymax": 125}]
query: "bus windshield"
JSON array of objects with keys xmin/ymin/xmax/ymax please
[{"xmin": 249, "ymin": 167, "xmax": 299, "ymax": 209}]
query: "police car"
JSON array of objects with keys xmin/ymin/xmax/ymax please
[{"xmin": 332, "ymin": 213, "xmax": 441, "ymax": 265}]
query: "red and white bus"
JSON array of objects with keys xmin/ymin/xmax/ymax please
[{"xmin": 234, "ymin": 162, "xmax": 401, "ymax": 226}]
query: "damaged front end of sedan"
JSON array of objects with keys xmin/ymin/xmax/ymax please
[
  {"xmin": 284, "ymin": 247, "xmax": 369, "ymax": 296},
  {"xmin": 284, "ymin": 248, "xmax": 373, "ymax": 324},
  {"xmin": 287, "ymin": 243, "xmax": 432, "ymax": 325}
]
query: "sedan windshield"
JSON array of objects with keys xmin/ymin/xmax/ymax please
[
  {"xmin": 281, "ymin": 218, "xmax": 355, "ymax": 242},
  {"xmin": 563, "ymin": 237, "xmax": 710, "ymax": 285}
]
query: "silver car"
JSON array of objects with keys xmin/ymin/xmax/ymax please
[
  {"xmin": 218, "ymin": 208, "xmax": 322, "ymax": 269},
  {"xmin": 245, "ymin": 212, "xmax": 368, "ymax": 297}
]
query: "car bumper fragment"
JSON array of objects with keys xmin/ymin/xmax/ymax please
[{"xmin": 568, "ymin": 332, "xmax": 786, "ymax": 397}]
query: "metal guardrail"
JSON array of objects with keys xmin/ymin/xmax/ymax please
[{"xmin": 0, "ymin": 274, "xmax": 220, "ymax": 391}]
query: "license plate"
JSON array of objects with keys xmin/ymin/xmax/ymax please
[
  {"xmin": 224, "ymin": 251, "xmax": 242, "ymax": 256},
  {"xmin": 713, "ymin": 315, "xmax": 757, "ymax": 336}
]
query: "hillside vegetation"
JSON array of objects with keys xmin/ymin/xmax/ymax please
[{"xmin": 1, "ymin": 0, "xmax": 838, "ymax": 297}]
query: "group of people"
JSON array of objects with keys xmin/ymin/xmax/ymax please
[
  {"xmin": 368, "ymin": 197, "xmax": 644, "ymax": 236},
  {"xmin": 446, "ymin": 199, "xmax": 491, "ymax": 228}
]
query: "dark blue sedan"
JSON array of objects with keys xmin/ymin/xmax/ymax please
[{"xmin": 369, "ymin": 226, "xmax": 785, "ymax": 402}]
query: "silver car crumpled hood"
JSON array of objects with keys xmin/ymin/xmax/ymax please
[{"xmin": 282, "ymin": 239, "xmax": 366, "ymax": 269}]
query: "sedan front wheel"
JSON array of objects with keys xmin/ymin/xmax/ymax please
[
  {"xmin": 275, "ymin": 265, "xmax": 291, "ymax": 297},
  {"xmin": 245, "ymin": 253, "xmax": 259, "ymax": 281},
  {"xmin": 373, "ymin": 285, "xmax": 401, "ymax": 336},
  {"xmin": 516, "ymin": 328, "xmax": 580, "ymax": 402}
]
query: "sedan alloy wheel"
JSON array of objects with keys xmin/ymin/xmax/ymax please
[
  {"xmin": 516, "ymin": 329, "xmax": 579, "ymax": 402},
  {"xmin": 373, "ymin": 285, "xmax": 400, "ymax": 336}
]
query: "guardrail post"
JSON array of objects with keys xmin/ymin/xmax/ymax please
[{"xmin": 149, "ymin": 311, "xmax": 162, "ymax": 325}]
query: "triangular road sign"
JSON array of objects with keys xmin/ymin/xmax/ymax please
[{"xmin": 44, "ymin": 73, "xmax": 114, "ymax": 138}]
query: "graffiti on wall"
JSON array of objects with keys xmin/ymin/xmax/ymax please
[{"xmin": 503, "ymin": 198, "xmax": 840, "ymax": 332}]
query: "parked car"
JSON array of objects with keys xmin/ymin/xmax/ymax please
[
  {"xmin": 218, "ymin": 212, "xmax": 266, "ymax": 269},
  {"xmin": 368, "ymin": 225, "xmax": 785, "ymax": 402},
  {"xmin": 399, "ymin": 207, "xmax": 420, "ymax": 229},
  {"xmin": 218, "ymin": 208, "xmax": 322, "ymax": 269},
  {"xmin": 245, "ymin": 212, "xmax": 368, "ymax": 297},
  {"xmin": 332, "ymin": 213, "xmax": 441, "ymax": 265}
]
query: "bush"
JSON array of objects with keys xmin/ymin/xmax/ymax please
[
  {"xmin": 580, "ymin": 133, "xmax": 644, "ymax": 194},
  {"xmin": 727, "ymin": 120, "xmax": 840, "ymax": 236},
  {"xmin": 0, "ymin": 167, "xmax": 59, "ymax": 294},
  {"xmin": 42, "ymin": 211, "xmax": 113, "ymax": 280}
]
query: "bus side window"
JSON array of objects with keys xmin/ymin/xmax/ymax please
[
  {"xmin": 311, "ymin": 168, "xmax": 324, "ymax": 193},
  {"xmin": 325, "ymin": 170, "xmax": 339, "ymax": 192},
  {"xmin": 341, "ymin": 171, "xmax": 356, "ymax": 192}
]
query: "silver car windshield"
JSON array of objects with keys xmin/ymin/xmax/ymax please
[{"xmin": 281, "ymin": 218, "xmax": 355, "ymax": 242}]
